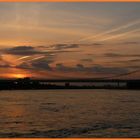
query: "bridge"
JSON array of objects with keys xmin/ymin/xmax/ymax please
[{"xmin": 0, "ymin": 69, "xmax": 140, "ymax": 90}]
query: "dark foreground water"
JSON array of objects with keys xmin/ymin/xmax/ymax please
[{"xmin": 0, "ymin": 89, "xmax": 140, "ymax": 138}]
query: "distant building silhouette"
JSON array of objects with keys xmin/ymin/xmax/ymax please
[{"xmin": 0, "ymin": 78, "xmax": 139, "ymax": 90}]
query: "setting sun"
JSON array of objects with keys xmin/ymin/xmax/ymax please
[{"xmin": 12, "ymin": 74, "xmax": 27, "ymax": 79}]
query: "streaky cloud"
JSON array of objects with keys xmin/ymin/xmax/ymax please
[
  {"xmin": 100, "ymin": 28, "xmax": 140, "ymax": 41},
  {"xmin": 16, "ymin": 56, "xmax": 31, "ymax": 61},
  {"xmin": 78, "ymin": 19, "xmax": 140, "ymax": 42}
]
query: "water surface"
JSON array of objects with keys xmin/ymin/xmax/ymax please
[{"xmin": 0, "ymin": 89, "xmax": 139, "ymax": 137}]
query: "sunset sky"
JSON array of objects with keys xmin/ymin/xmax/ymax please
[{"xmin": 0, "ymin": 2, "xmax": 140, "ymax": 79}]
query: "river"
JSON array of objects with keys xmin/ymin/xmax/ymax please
[{"xmin": 0, "ymin": 89, "xmax": 139, "ymax": 137}]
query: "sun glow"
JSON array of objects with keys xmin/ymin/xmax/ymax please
[{"xmin": 11, "ymin": 74, "xmax": 27, "ymax": 79}]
